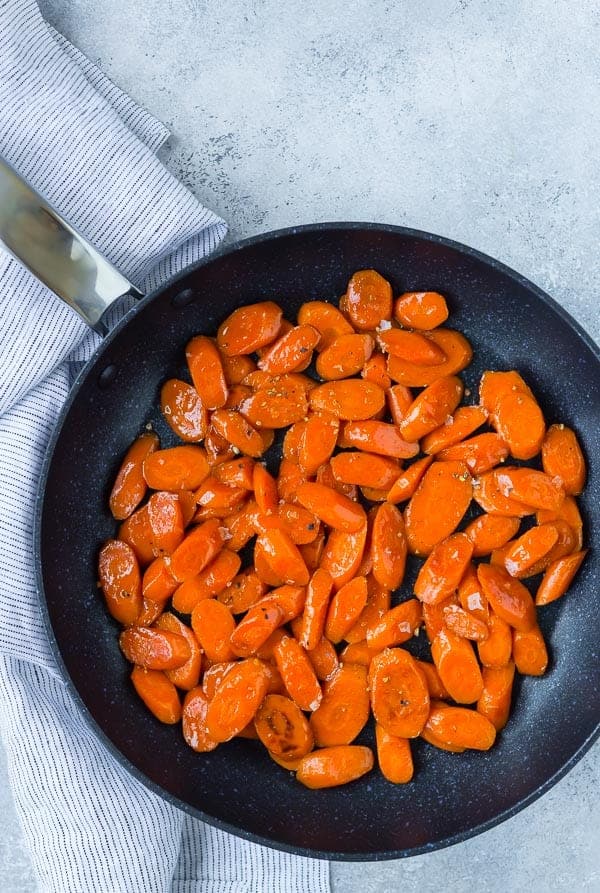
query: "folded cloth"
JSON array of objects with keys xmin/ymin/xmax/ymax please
[{"xmin": 0, "ymin": 3, "xmax": 330, "ymax": 891}]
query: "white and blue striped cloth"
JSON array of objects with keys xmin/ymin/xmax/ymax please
[{"xmin": 0, "ymin": 2, "xmax": 330, "ymax": 890}]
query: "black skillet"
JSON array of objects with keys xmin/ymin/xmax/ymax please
[{"xmin": 1, "ymin": 159, "xmax": 598, "ymax": 860}]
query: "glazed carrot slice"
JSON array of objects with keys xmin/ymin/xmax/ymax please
[
  {"xmin": 345, "ymin": 578, "xmax": 391, "ymax": 644},
  {"xmin": 224, "ymin": 383, "xmax": 254, "ymax": 411},
  {"xmin": 254, "ymin": 694, "xmax": 314, "ymax": 759},
  {"xmin": 503, "ymin": 524, "xmax": 559, "ymax": 577},
  {"xmin": 414, "ymin": 532, "xmax": 474, "ymax": 604},
  {"xmin": 316, "ymin": 333, "xmax": 374, "ymax": 380},
  {"xmin": 537, "ymin": 496, "xmax": 584, "ymax": 551},
  {"xmin": 477, "ymin": 563, "xmax": 536, "ymax": 632},
  {"xmin": 131, "ymin": 667, "xmax": 181, "ymax": 724},
  {"xmin": 340, "ymin": 420, "xmax": 419, "ymax": 459},
  {"xmin": 142, "ymin": 557, "xmax": 178, "ymax": 604},
  {"xmin": 277, "ymin": 458, "xmax": 308, "ymax": 503},
  {"xmin": 375, "ymin": 725, "xmax": 414, "ymax": 784},
  {"xmin": 217, "ymin": 570, "xmax": 266, "ymax": 615},
  {"xmin": 457, "ymin": 564, "xmax": 489, "ymax": 622},
  {"xmin": 160, "ymin": 379, "xmax": 208, "ymax": 442},
  {"xmin": 387, "ymin": 384, "xmax": 414, "ymax": 426},
  {"xmin": 479, "ymin": 370, "xmax": 533, "ymax": 417},
  {"xmin": 494, "ymin": 389, "xmax": 546, "ymax": 461},
  {"xmin": 222, "ymin": 499, "xmax": 258, "ymax": 551},
  {"xmin": 320, "ymin": 523, "xmax": 368, "ymax": 590},
  {"xmin": 297, "ymin": 300, "xmax": 354, "ymax": 349},
  {"xmin": 309, "ymin": 379, "xmax": 386, "ymax": 420},
  {"xmin": 340, "ymin": 640, "xmax": 383, "ymax": 666},
  {"xmin": 98, "ymin": 539, "xmax": 143, "ymax": 626},
  {"xmin": 242, "ymin": 369, "xmax": 316, "ymax": 394},
  {"xmin": 464, "ymin": 513, "xmax": 521, "ymax": 557},
  {"xmin": 414, "ymin": 660, "xmax": 449, "ymax": 699},
  {"xmin": 494, "ymin": 468, "xmax": 564, "ymax": 512},
  {"xmin": 315, "ymin": 461, "xmax": 358, "ymax": 500},
  {"xmin": 201, "ymin": 661, "xmax": 237, "ymax": 699},
  {"xmin": 136, "ymin": 597, "xmax": 164, "ymax": 627},
  {"xmin": 399, "ymin": 376, "xmax": 464, "ymax": 443},
  {"xmin": 204, "ymin": 426, "xmax": 236, "ymax": 467},
  {"xmin": 368, "ymin": 505, "xmax": 405, "ymax": 592},
  {"xmin": 221, "ymin": 353, "xmax": 256, "ymax": 386},
  {"xmin": 206, "ymin": 658, "xmax": 270, "ymax": 742},
  {"xmin": 275, "ymin": 503, "xmax": 320, "ymax": 545},
  {"xmin": 477, "ymin": 662, "xmax": 515, "ymax": 731},
  {"xmin": 536, "ymin": 550, "xmax": 587, "ymax": 606},
  {"xmin": 109, "ymin": 432, "xmax": 159, "ymax": 520},
  {"xmin": 217, "ymin": 301, "xmax": 283, "ymax": 356},
  {"xmin": 306, "ymin": 636, "xmax": 339, "ymax": 681},
  {"xmin": 325, "ymin": 576, "xmax": 369, "ymax": 643},
  {"xmin": 377, "ymin": 328, "xmax": 447, "ymax": 365},
  {"xmin": 118, "ymin": 508, "xmax": 155, "ymax": 566},
  {"xmin": 423, "ymin": 701, "xmax": 496, "ymax": 750},
  {"xmin": 404, "ymin": 461, "xmax": 473, "ymax": 556},
  {"xmin": 386, "ymin": 455, "xmax": 434, "ymax": 504},
  {"xmin": 394, "ymin": 291, "xmax": 449, "ymax": 330},
  {"xmin": 147, "ymin": 491, "xmax": 185, "ymax": 555},
  {"xmin": 442, "ymin": 604, "xmax": 489, "ymax": 641},
  {"xmin": 210, "ymin": 409, "xmax": 265, "ymax": 458},
  {"xmin": 361, "ymin": 353, "xmax": 392, "ymax": 389},
  {"xmin": 387, "ymin": 329, "xmax": 472, "ymax": 387},
  {"xmin": 172, "ymin": 549, "xmax": 241, "ymax": 613},
  {"xmin": 542, "ymin": 424, "xmax": 586, "ymax": 495},
  {"xmin": 156, "ymin": 612, "xmax": 202, "ymax": 691},
  {"xmin": 296, "ymin": 482, "xmax": 366, "ymax": 533},
  {"xmin": 369, "ymin": 648, "xmax": 430, "ymax": 737},
  {"xmin": 191, "ymin": 599, "xmax": 236, "ymax": 662},
  {"xmin": 330, "ymin": 452, "xmax": 401, "ymax": 489},
  {"xmin": 119, "ymin": 626, "xmax": 191, "ymax": 670},
  {"xmin": 256, "ymin": 319, "xmax": 294, "ymax": 358},
  {"xmin": 310, "ymin": 663, "xmax": 370, "ymax": 746},
  {"xmin": 473, "ymin": 468, "xmax": 534, "ymax": 517},
  {"xmin": 169, "ymin": 519, "xmax": 224, "ymax": 582},
  {"xmin": 345, "ymin": 269, "xmax": 393, "ymax": 330},
  {"xmin": 182, "ymin": 687, "xmax": 219, "ymax": 751},
  {"xmin": 365, "ymin": 599, "xmax": 422, "ymax": 650},
  {"xmin": 178, "ymin": 490, "xmax": 199, "ymax": 527},
  {"xmin": 421, "ymin": 405, "xmax": 488, "ymax": 455},
  {"xmin": 437, "ymin": 433, "xmax": 510, "ymax": 474},
  {"xmin": 513, "ymin": 625, "xmax": 549, "ymax": 676},
  {"xmin": 143, "ymin": 446, "xmax": 209, "ymax": 491},
  {"xmin": 185, "ymin": 335, "xmax": 228, "ymax": 409},
  {"xmin": 229, "ymin": 601, "xmax": 284, "ymax": 658},
  {"xmin": 213, "ymin": 456, "xmax": 255, "ymax": 490},
  {"xmin": 258, "ymin": 324, "xmax": 320, "ymax": 374},
  {"xmin": 255, "ymin": 529, "xmax": 310, "ymax": 586},
  {"xmin": 274, "ymin": 635, "xmax": 322, "ymax": 712},
  {"xmin": 252, "ymin": 462, "xmax": 278, "ymax": 514},
  {"xmin": 298, "ymin": 568, "xmax": 334, "ymax": 651},
  {"xmin": 431, "ymin": 629, "xmax": 483, "ymax": 703},
  {"xmin": 477, "ymin": 611, "xmax": 512, "ymax": 668},
  {"xmin": 259, "ymin": 585, "xmax": 307, "ymax": 624},
  {"xmin": 297, "ymin": 413, "xmax": 340, "ymax": 475},
  {"xmin": 240, "ymin": 376, "xmax": 308, "ymax": 428},
  {"xmin": 282, "ymin": 420, "xmax": 306, "ymax": 460},
  {"xmin": 296, "ymin": 745, "xmax": 374, "ymax": 789},
  {"xmin": 421, "ymin": 595, "xmax": 458, "ymax": 641}
]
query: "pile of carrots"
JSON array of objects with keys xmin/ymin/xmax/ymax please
[{"xmin": 99, "ymin": 270, "xmax": 587, "ymax": 789}]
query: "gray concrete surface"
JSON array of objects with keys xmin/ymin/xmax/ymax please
[{"xmin": 2, "ymin": 0, "xmax": 599, "ymax": 890}]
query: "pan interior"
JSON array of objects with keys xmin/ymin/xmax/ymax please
[{"xmin": 38, "ymin": 225, "xmax": 600, "ymax": 859}]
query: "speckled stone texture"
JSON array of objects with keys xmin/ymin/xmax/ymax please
[{"xmin": 2, "ymin": 0, "xmax": 599, "ymax": 889}]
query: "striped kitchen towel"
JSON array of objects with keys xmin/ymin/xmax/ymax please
[{"xmin": 0, "ymin": 2, "xmax": 330, "ymax": 891}]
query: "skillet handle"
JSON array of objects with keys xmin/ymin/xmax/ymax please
[{"xmin": 0, "ymin": 156, "xmax": 142, "ymax": 331}]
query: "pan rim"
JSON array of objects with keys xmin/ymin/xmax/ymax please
[{"xmin": 33, "ymin": 221, "xmax": 600, "ymax": 861}]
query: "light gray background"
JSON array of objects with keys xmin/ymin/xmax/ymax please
[{"xmin": 3, "ymin": 0, "xmax": 599, "ymax": 890}]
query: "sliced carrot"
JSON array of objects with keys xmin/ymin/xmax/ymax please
[
  {"xmin": 370, "ymin": 503, "xmax": 407, "ymax": 590},
  {"xmin": 240, "ymin": 375, "xmax": 308, "ymax": 428},
  {"xmin": 119, "ymin": 626, "xmax": 191, "ymax": 670},
  {"xmin": 156, "ymin": 612, "xmax": 202, "ymax": 691},
  {"xmin": 473, "ymin": 470, "xmax": 534, "ymax": 518},
  {"xmin": 431, "ymin": 629, "xmax": 483, "ymax": 703},
  {"xmin": 399, "ymin": 376, "xmax": 464, "ymax": 443},
  {"xmin": 536, "ymin": 550, "xmax": 587, "ymax": 606},
  {"xmin": 330, "ymin": 451, "xmax": 401, "ymax": 489},
  {"xmin": 414, "ymin": 532, "xmax": 473, "ymax": 604},
  {"xmin": 542, "ymin": 424, "xmax": 586, "ymax": 495},
  {"xmin": 404, "ymin": 461, "xmax": 473, "ymax": 556},
  {"xmin": 259, "ymin": 585, "xmax": 307, "ymax": 624},
  {"xmin": 221, "ymin": 353, "xmax": 256, "ymax": 386},
  {"xmin": 320, "ymin": 523, "xmax": 368, "ymax": 590},
  {"xmin": 182, "ymin": 687, "xmax": 219, "ymax": 751},
  {"xmin": 477, "ymin": 662, "xmax": 515, "ymax": 731},
  {"xmin": 494, "ymin": 468, "xmax": 564, "ymax": 512},
  {"xmin": 503, "ymin": 524, "xmax": 559, "ymax": 577},
  {"xmin": 297, "ymin": 413, "xmax": 340, "ymax": 475},
  {"xmin": 185, "ymin": 335, "xmax": 228, "ymax": 409},
  {"xmin": 365, "ymin": 599, "xmax": 422, "ymax": 650},
  {"xmin": 213, "ymin": 456, "xmax": 255, "ymax": 490},
  {"xmin": 254, "ymin": 694, "xmax": 314, "ymax": 759},
  {"xmin": 131, "ymin": 667, "xmax": 181, "ymax": 724},
  {"xmin": 142, "ymin": 557, "xmax": 178, "ymax": 604},
  {"xmin": 229, "ymin": 601, "xmax": 284, "ymax": 658},
  {"xmin": 375, "ymin": 725, "xmax": 414, "ymax": 783},
  {"xmin": 172, "ymin": 549, "xmax": 241, "ymax": 613},
  {"xmin": 201, "ymin": 661, "xmax": 237, "ymax": 700},
  {"xmin": 494, "ymin": 390, "xmax": 545, "ymax": 461},
  {"xmin": 423, "ymin": 701, "xmax": 496, "ymax": 750},
  {"xmin": 255, "ymin": 529, "xmax": 310, "ymax": 586},
  {"xmin": 340, "ymin": 640, "xmax": 383, "ymax": 666},
  {"xmin": 298, "ymin": 568, "xmax": 334, "ymax": 651},
  {"xmin": 205, "ymin": 658, "xmax": 270, "ymax": 741},
  {"xmin": 143, "ymin": 446, "xmax": 209, "ymax": 491},
  {"xmin": 361, "ymin": 353, "xmax": 392, "ymax": 389},
  {"xmin": 109, "ymin": 432, "xmax": 159, "ymax": 520},
  {"xmin": 325, "ymin": 576, "xmax": 369, "ymax": 643},
  {"xmin": 258, "ymin": 324, "xmax": 320, "ymax": 374},
  {"xmin": 147, "ymin": 491, "xmax": 185, "ymax": 555},
  {"xmin": 306, "ymin": 636, "xmax": 339, "ymax": 681},
  {"xmin": 394, "ymin": 291, "xmax": 449, "ymax": 330},
  {"xmin": 477, "ymin": 611, "xmax": 512, "ymax": 668},
  {"xmin": 297, "ymin": 300, "xmax": 354, "ymax": 349},
  {"xmin": 169, "ymin": 519, "xmax": 224, "ymax": 582},
  {"xmin": 137, "ymin": 596, "xmax": 164, "ymax": 627},
  {"xmin": 217, "ymin": 301, "xmax": 283, "ymax": 356},
  {"xmin": 442, "ymin": 604, "xmax": 489, "ymax": 641},
  {"xmin": 204, "ymin": 425, "xmax": 236, "ymax": 467},
  {"xmin": 275, "ymin": 503, "xmax": 320, "ymax": 545},
  {"xmin": 421, "ymin": 405, "xmax": 488, "ymax": 455},
  {"xmin": 369, "ymin": 648, "xmax": 430, "ymax": 737},
  {"xmin": 296, "ymin": 745, "xmax": 374, "ymax": 789},
  {"xmin": 386, "ymin": 455, "xmax": 434, "ymax": 504},
  {"xmin": 513, "ymin": 625, "xmax": 549, "ymax": 676},
  {"xmin": 387, "ymin": 383, "xmax": 414, "ymax": 426},
  {"xmin": 479, "ymin": 370, "xmax": 533, "ymax": 417},
  {"xmin": 477, "ymin": 563, "xmax": 536, "ymax": 632},
  {"xmin": 316, "ymin": 333, "xmax": 374, "ymax": 380},
  {"xmin": 341, "ymin": 420, "xmax": 419, "ymax": 459},
  {"xmin": 345, "ymin": 269, "xmax": 393, "ymax": 330},
  {"xmin": 464, "ymin": 513, "xmax": 521, "ymax": 557},
  {"xmin": 457, "ymin": 564, "xmax": 489, "ymax": 622},
  {"xmin": 310, "ymin": 663, "xmax": 370, "ymax": 746},
  {"xmin": 414, "ymin": 660, "xmax": 449, "ymax": 699},
  {"xmin": 537, "ymin": 496, "xmax": 583, "ymax": 550},
  {"xmin": 277, "ymin": 457, "xmax": 308, "ymax": 503},
  {"xmin": 252, "ymin": 463, "xmax": 278, "ymax": 514},
  {"xmin": 160, "ymin": 379, "xmax": 207, "ymax": 442},
  {"xmin": 315, "ymin": 460, "xmax": 358, "ymax": 499},
  {"xmin": 309, "ymin": 379, "xmax": 386, "ymax": 420},
  {"xmin": 98, "ymin": 540, "xmax": 142, "ymax": 626},
  {"xmin": 421, "ymin": 595, "xmax": 458, "ymax": 640},
  {"xmin": 345, "ymin": 578, "xmax": 391, "ymax": 643},
  {"xmin": 437, "ymin": 433, "xmax": 510, "ymax": 474},
  {"xmin": 377, "ymin": 328, "xmax": 447, "ymax": 366},
  {"xmin": 190, "ymin": 599, "xmax": 235, "ymax": 662},
  {"xmin": 273, "ymin": 635, "xmax": 322, "ymax": 712},
  {"xmin": 210, "ymin": 409, "xmax": 265, "ymax": 458},
  {"xmin": 387, "ymin": 329, "xmax": 472, "ymax": 387}
]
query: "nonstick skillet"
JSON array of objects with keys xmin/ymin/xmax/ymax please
[{"xmin": 1, "ymin": 157, "xmax": 598, "ymax": 860}]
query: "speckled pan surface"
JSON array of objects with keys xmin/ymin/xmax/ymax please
[{"xmin": 36, "ymin": 224, "xmax": 600, "ymax": 860}]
